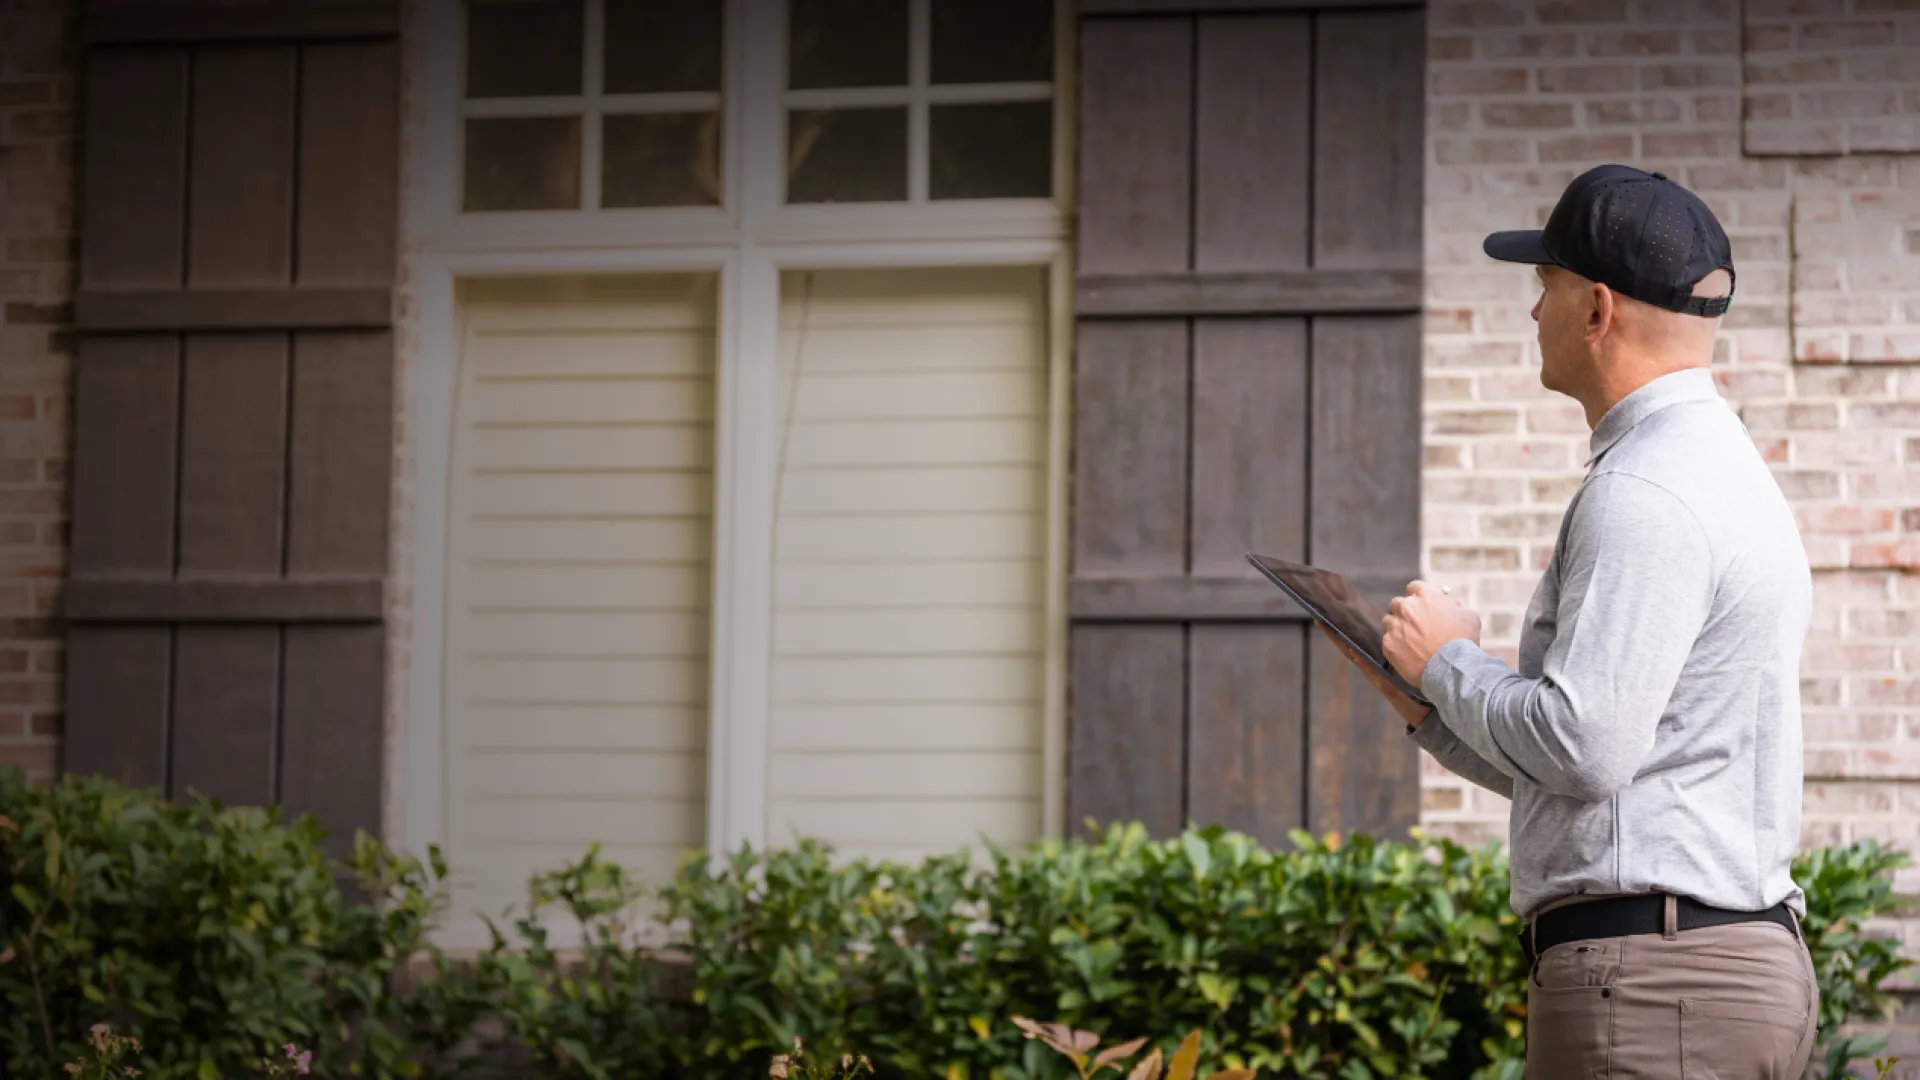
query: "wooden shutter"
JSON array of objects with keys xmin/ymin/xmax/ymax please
[
  {"xmin": 1069, "ymin": 1, "xmax": 1425, "ymax": 846},
  {"xmin": 65, "ymin": 0, "xmax": 400, "ymax": 860}
]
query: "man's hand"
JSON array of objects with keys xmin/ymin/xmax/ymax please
[
  {"xmin": 1383, "ymin": 580, "xmax": 1482, "ymax": 686},
  {"xmin": 1316, "ymin": 625, "xmax": 1434, "ymax": 730}
]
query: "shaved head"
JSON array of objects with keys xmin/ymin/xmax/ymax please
[{"xmin": 1530, "ymin": 266, "xmax": 1731, "ymax": 427}]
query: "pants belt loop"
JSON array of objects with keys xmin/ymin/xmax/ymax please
[{"xmin": 1663, "ymin": 894, "xmax": 1679, "ymax": 940}]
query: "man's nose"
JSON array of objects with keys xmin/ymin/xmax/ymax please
[{"xmin": 1530, "ymin": 297, "xmax": 1542, "ymax": 322}]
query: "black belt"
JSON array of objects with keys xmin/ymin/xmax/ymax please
[{"xmin": 1521, "ymin": 894, "xmax": 1798, "ymax": 967}]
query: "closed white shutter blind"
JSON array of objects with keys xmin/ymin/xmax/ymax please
[
  {"xmin": 444, "ymin": 275, "xmax": 715, "ymax": 921},
  {"xmin": 768, "ymin": 267, "xmax": 1049, "ymax": 862}
]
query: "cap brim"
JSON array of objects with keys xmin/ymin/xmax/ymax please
[{"xmin": 1483, "ymin": 230, "xmax": 1553, "ymax": 265}]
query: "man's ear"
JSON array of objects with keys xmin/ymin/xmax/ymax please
[{"xmin": 1585, "ymin": 282, "xmax": 1615, "ymax": 341}]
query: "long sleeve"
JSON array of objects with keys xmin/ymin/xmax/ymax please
[
  {"xmin": 1410, "ymin": 716, "xmax": 1515, "ymax": 799},
  {"xmin": 1418, "ymin": 472, "xmax": 1716, "ymax": 804}
]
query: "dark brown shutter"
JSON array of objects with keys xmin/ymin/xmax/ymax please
[
  {"xmin": 65, "ymin": 0, "xmax": 399, "ymax": 861},
  {"xmin": 1069, "ymin": 1, "xmax": 1426, "ymax": 846}
]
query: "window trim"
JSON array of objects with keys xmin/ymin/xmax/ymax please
[{"xmin": 400, "ymin": 1, "xmax": 1076, "ymax": 942}]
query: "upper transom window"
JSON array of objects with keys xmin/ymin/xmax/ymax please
[{"xmin": 458, "ymin": 0, "xmax": 1058, "ymax": 215}]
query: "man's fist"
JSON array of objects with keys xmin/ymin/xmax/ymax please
[{"xmin": 1382, "ymin": 581, "xmax": 1482, "ymax": 687}]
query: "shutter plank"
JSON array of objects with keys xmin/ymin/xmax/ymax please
[
  {"xmin": 1309, "ymin": 316, "xmax": 1421, "ymax": 574},
  {"xmin": 1077, "ymin": 18, "xmax": 1192, "ymax": 275},
  {"xmin": 64, "ymin": 626, "xmax": 171, "ymax": 790},
  {"xmin": 178, "ymin": 334, "xmax": 288, "ymax": 575},
  {"xmin": 1305, "ymin": 314, "xmax": 1422, "ymax": 840},
  {"xmin": 81, "ymin": 49, "xmax": 187, "ymax": 289},
  {"xmin": 1307, "ymin": 631, "xmax": 1420, "ymax": 838},
  {"xmin": 1195, "ymin": 15, "xmax": 1310, "ymax": 272},
  {"xmin": 287, "ymin": 331, "xmax": 393, "ymax": 574},
  {"xmin": 71, "ymin": 336, "xmax": 179, "ymax": 575},
  {"xmin": 171, "ymin": 627, "xmax": 280, "ymax": 805},
  {"xmin": 1188, "ymin": 624, "xmax": 1305, "ymax": 847},
  {"xmin": 1312, "ymin": 9, "xmax": 1425, "ymax": 270},
  {"xmin": 1068, "ymin": 625, "xmax": 1185, "ymax": 838},
  {"xmin": 187, "ymin": 45, "xmax": 297, "ymax": 287},
  {"xmin": 1190, "ymin": 318, "xmax": 1308, "ymax": 577},
  {"xmin": 298, "ymin": 41, "xmax": 399, "ymax": 286},
  {"xmin": 281, "ymin": 626, "xmax": 385, "ymax": 862},
  {"xmin": 1072, "ymin": 320, "xmax": 1189, "ymax": 578}
]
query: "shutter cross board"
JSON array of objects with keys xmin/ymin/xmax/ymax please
[
  {"xmin": 65, "ymin": 5, "xmax": 400, "ymax": 862},
  {"xmin": 1068, "ymin": 5, "xmax": 1425, "ymax": 849}
]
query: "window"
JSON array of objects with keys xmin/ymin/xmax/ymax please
[
  {"xmin": 784, "ymin": 0, "xmax": 1055, "ymax": 204},
  {"xmin": 461, "ymin": 0, "xmax": 725, "ymax": 212},
  {"xmin": 413, "ymin": 2, "xmax": 1071, "ymax": 941},
  {"xmin": 454, "ymin": 0, "xmax": 1058, "ymax": 216}
]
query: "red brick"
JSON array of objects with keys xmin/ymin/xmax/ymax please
[
  {"xmin": 1746, "ymin": 57, "xmax": 1845, "ymax": 85},
  {"xmin": 1744, "ymin": 92, "xmax": 1796, "ymax": 122},
  {"xmin": 1537, "ymin": 65, "xmax": 1638, "ymax": 94},
  {"xmin": 1526, "ymin": 403, "xmax": 1587, "ymax": 435},
  {"xmin": 1531, "ymin": 476, "xmax": 1583, "ymax": 504},
  {"xmin": 1423, "ymin": 786, "xmax": 1465, "ymax": 813},
  {"xmin": 1433, "ymin": 68, "xmax": 1531, "ymax": 95},
  {"xmin": 1538, "ymin": 0, "xmax": 1628, "ymax": 21},
  {"xmin": 1796, "ymin": 368, "xmax": 1891, "ymax": 397},
  {"xmin": 1865, "ymin": 608, "xmax": 1920, "ymax": 640},
  {"xmin": 1538, "ymin": 133, "xmax": 1636, "ymax": 162},
  {"xmin": 1431, "ymin": 546, "xmax": 1523, "ymax": 571},
  {"xmin": 1800, "ymin": 505, "xmax": 1897, "ymax": 534},
  {"xmin": 1802, "ymin": 677, "xmax": 1845, "ymax": 707},
  {"xmin": 1861, "ymin": 464, "xmax": 1920, "ymax": 501},
  {"xmin": 1432, "ymin": 409, "xmax": 1521, "ymax": 435},
  {"xmin": 1586, "ymin": 99, "xmax": 1684, "ymax": 126},
  {"xmin": 1793, "ymin": 432, "xmax": 1899, "ymax": 466},
  {"xmin": 1584, "ymin": 30, "xmax": 1683, "ymax": 55},
  {"xmin": 1474, "ymin": 440, "xmax": 1574, "ymax": 470},
  {"xmin": 1432, "ymin": 1, "xmax": 1530, "ymax": 27},
  {"xmin": 1478, "ymin": 32, "xmax": 1580, "ymax": 59},
  {"xmin": 1430, "ymin": 35, "xmax": 1475, "ymax": 61},
  {"xmin": 1744, "ymin": 23, "xmax": 1796, "ymax": 51},
  {"xmin": 1691, "ymin": 29, "xmax": 1739, "ymax": 56},
  {"xmin": 1855, "ymin": 403, "xmax": 1920, "ymax": 428},
  {"xmin": 1481, "ymin": 103, "xmax": 1577, "ymax": 128},
  {"xmin": 1481, "ymin": 511, "xmax": 1568, "ymax": 538},
  {"xmin": 1905, "ymin": 509, "xmax": 1920, "ymax": 532},
  {"xmin": 0, "ymin": 743, "xmax": 55, "ymax": 777},
  {"xmin": 1435, "ymin": 137, "xmax": 1534, "ymax": 165},
  {"xmin": 1642, "ymin": 63, "xmax": 1739, "ymax": 89},
  {"xmin": 1801, "ymin": 20, "xmax": 1900, "ymax": 47},
  {"xmin": 1746, "ymin": 0, "xmax": 1846, "ymax": 14},
  {"xmin": 1802, "ymin": 88, "xmax": 1903, "ymax": 120},
  {"xmin": 1742, "ymin": 403, "xmax": 1840, "ymax": 431},
  {"xmin": 1428, "ymin": 476, "xmax": 1527, "ymax": 504},
  {"xmin": 1694, "ymin": 95, "xmax": 1742, "ymax": 124},
  {"xmin": 1771, "ymin": 470, "xmax": 1841, "ymax": 499},
  {"xmin": 1642, "ymin": 131, "xmax": 1739, "ymax": 158},
  {"xmin": 1713, "ymin": 369, "xmax": 1791, "ymax": 398},
  {"xmin": 1853, "ymin": 537, "xmax": 1920, "ymax": 569},
  {"xmin": 1426, "ymin": 444, "xmax": 1465, "ymax": 470}
]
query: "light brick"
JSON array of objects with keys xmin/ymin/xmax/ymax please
[{"xmin": 1536, "ymin": 65, "xmax": 1639, "ymax": 94}]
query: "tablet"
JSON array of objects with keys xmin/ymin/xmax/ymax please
[{"xmin": 1245, "ymin": 553, "xmax": 1432, "ymax": 707}]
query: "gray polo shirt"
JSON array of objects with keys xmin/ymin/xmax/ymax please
[{"xmin": 1411, "ymin": 368, "xmax": 1811, "ymax": 919}]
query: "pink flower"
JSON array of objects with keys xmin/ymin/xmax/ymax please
[{"xmin": 283, "ymin": 1044, "xmax": 312, "ymax": 1075}]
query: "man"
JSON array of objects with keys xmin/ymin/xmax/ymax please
[{"xmin": 1384, "ymin": 165, "xmax": 1817, "ymax": 1077}]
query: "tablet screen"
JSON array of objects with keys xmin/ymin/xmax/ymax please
[{"xmin": 1246, "ymin": 553, "xmax": 1430, "ymax": 705}]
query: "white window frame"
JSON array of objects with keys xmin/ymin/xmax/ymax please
[{"xmin": 399, "ymin": 0, "xmax": 1076, "ymax": 877}]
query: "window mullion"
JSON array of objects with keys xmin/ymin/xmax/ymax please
[
  {"xmin": 908, "ymin": 0, "xmax": 929, "ymax": 204},
  {"xmin": 581, "ymin": 0, "xmax": 605, "ymax": 210}
]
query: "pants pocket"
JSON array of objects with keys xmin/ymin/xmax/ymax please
[
  {"xmin": 1526, "ymin": 985, "xmax": 1613, "ymax": 1080},
  {"xmin": 1679, "ymin": 999, "xmax": 1809, "ymax": 1080}
]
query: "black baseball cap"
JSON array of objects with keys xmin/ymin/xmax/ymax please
[{"xmin": 1484, "ymin": 164, "xmax": 1735, "ymax": 318}]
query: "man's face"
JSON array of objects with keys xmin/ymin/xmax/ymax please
[{"xmin": 1531, "ymin": 265, "xmax": 1588, "ymax": 396}]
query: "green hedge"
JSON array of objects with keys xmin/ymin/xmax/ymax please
[{"xmin": 1, "ymin": 769, "xmax": 1911, "ymax": 1080}]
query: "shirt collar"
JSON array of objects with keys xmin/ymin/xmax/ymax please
[{"xmin": 1586, "ymin": 367, "xmax": 1721, "ymax": 465}]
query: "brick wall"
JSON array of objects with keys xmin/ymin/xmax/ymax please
[
  {"xmin": 0, "ymin": 0, "xmax": 77, "ymax": 781},
  {"xmin": 1419, "ymin": 0, "xmax": 1920, "ymax": 1052}
]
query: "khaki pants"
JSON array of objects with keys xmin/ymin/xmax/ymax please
[{"xmin": 1525, "ymin": 918, "xmax": 1819, "ymax": 1079}]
